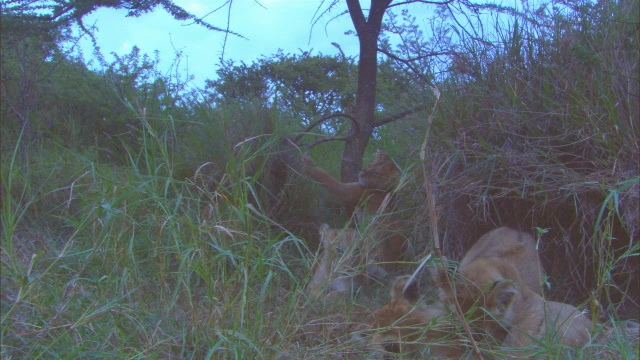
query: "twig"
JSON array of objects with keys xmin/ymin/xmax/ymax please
[
  {"xmin": 420, "ymin": 86, "xmax": 483, "ymax": 358},
  {"xmin": 293, "ymin": 113, "xmax": 357, "ymax": 144}
]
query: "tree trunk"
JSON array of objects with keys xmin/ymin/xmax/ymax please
[{"xmin": 341, "ymin": 0, "xmax": 391, "ymax": 182}]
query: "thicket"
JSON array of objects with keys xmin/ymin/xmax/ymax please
[{"xmin": 1, "ymin": 0, "xmax": 638, "ymax": 358}]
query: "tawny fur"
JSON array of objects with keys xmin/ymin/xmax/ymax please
[
  {"xmin": 369, "ymin": 276, "xmax": 467, "ymax": 358},
  {"xmin": 303, "ymin": 151, "xmax": 407, "ymax": 271},
  {"xmin": 460, "ymin": 227, "xmax": 545, "ymax": 295},
  {"xmin": 437, "ymin": 258, "xmax": 591, "ymax": 356},
  {"xmin": 303, "ymin": 151, "xmax": 400, "ymax": 217},
  {"xmin": 307, "ymin": 224, "xmax": 386, "ymax": 294}
]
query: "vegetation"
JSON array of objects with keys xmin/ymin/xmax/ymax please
[{"xmin": 1, "ymin": 0, "xmax": 638, "ymax": 359}]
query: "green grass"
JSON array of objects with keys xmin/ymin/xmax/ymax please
[
  {"xmin": 0, "ymin": 113, "xmax": 306, "ymax": 359},
  {"xmin": 1, "ymin": 119, "xmax": 636, "ymax": 359},
  {"xmin": 1, "ymin": 1, "xmax": 638, "ymax": 358}
]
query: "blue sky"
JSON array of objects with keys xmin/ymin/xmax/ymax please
[
  {"xmin": 76, "ymin": 0, "xmax": 361, "ymax": 88},
  {"xmin": 74, "ymin": 0, "xmax": 519, "ymax": 89}
]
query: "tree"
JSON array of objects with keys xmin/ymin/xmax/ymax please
[
  {"xmin": 1, "ymin": 0, "xmax": 241, "ymax": 151},
  {"xmin": 0, "ymin": 10, "xmax": 68, "ymax": 147},
  {"xmin": 341, "ymin": 0, "xmax": 393, "ymax": 182},
  {"xmin": 1, "ymin": 0, "xmax": 240, "ymax": 35},
  {"xmin": 206, "ymin": 51, "xmax": 357, "ymax": 127},
  {"xmin": 314, "ymin": 0, "xmax": 506, "ymax": 181}
]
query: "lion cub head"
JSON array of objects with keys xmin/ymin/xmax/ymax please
[
  {"xmin": 435, "ymin": 258, "xmax": 520, "ymax": 320},
  {"xmin": 359, "ymin": 150, "xmax": 401, "ymax": 191},
  {"xmin": 307, "ymin": 224, "xmax": 389, "ymax": 295},
  {"xmin": 369, "ymin": 276, "xmax": 467, "ymax": 358},
  {"xmin": 307, "ymin": 224, "xmax": 363, "ymax": 294},
  {"xmin": 460, "ymin": 227, "xmax": 545, "ymax": 295},
  {"xmin": 435, "ymin": 258, "xmax": 591, "ymax": 353}
]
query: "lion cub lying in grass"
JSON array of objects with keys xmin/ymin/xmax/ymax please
[
  {"xmin": 435, "ymin": 257, "xmax": 592, "ymax": 356},
  {"xmin": 434, "ymin": 228, "xmax": 591, "ymax": 355},
  {"xmin": 307, "ymin": 224, "xmax": 387, "ymax": 295},
  {"xmin": 369, "ymin": 227, "xmax": 591, "ymax": 358},
  {"xmin": 369, "ymin": 275, "xmax": 468, "ymax": 358},
  {"xmin": 458, "ymin": 227, "xmax": 544, "ymax": 295}
]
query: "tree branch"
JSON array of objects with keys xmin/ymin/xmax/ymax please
[
  {"xmin": 377, "ymin": 46, "xmax": 455, "ymax": 86},
  {"xmin": 345, "ymin": 0, "xmax": 367, "ymax": 35},
  {"xmin": 293, "ymin": 112, "xmax": 358, "ymax": 144},
  {"xmin": 373, "ymin": 104, "xmax": 429, "ymax": 128},
  {"xmin": 378, "ymin": 46, "xmax": 457, "ymax": 63},
  {"xmin": 305, "ymin": 134, "xmax": 352, "ymax": 150},
  {"xmin": 12, "ymin": 1, "xmax": 244, "ymax": 37},
  {"xmin": 367, "ymin": 0, "xmax": 393, "ymax": 30},
  {"xmin": 388, "ymin": 0, "xmax": 456, "ymax": 8}
]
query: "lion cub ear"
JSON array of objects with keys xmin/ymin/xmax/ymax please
[
  {"xmin": 490, "ymin": 280, "xmax": 518, "ymax": 317},
  {"xmin": 319, "ymin": 223, "xmax": 330, "ymax": 232}
]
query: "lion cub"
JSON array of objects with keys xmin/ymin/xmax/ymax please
[
  {"xmin": 303, "ymin": 150, "xmax": 400, "ymax": 218},
  {"xmin": 307, "ymin": 224, "xmax": 386, "ymax": 294},
  {"xmin": 303, "ymin": 151, "xmax": 408, "ymax": 270},
  {"xmin": 460, "ymin": 227, "xmax": 544, "ymax": 295},
  {"xmin": 369, "ymin": 276, "xmax": 467, "ymax": 358},
  {"xmin": 435, "ymin": 257, "xmax": 591, "ymax": 355}
]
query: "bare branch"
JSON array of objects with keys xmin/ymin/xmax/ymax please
[
  {"xmin": 377, "ymin": 46, "xmax": 454, "ymax": 86},
  {"xmin": 378, "ymin": 46, "xmax": 457, "ymax": 63},
  {"xmin": 345, "ymin": 0, "xmax": 367, "ymax": 35},
  {"xmin": 445, "ymin": 2, "xmax": 492, "ymax": 46},
  {"xmin": 305, "ymin": 134, "xmax": 352, "ymax": 150},
  {"xmin": 373, "ymin": 104, "xmax": 429, "ymax": 128},
  {"xmin": 160, "ymin": 0, "xmax": 244, "ymax": 37},
  {"xmin": 293, "ymin": 112, "xmax": 358, "ymax": 144},
  {"xmin": 388, "ymin": 0, "xmax": 456, "ymax": 9},
  {"xmin": 312, "ymin": 0, "xmax": 341, "ymax": 25}
]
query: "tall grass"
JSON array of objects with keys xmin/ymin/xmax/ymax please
[
  {"xmin": 406, "ymin": 0, "xmax": 640, "ymax": 320},
  {"xmin": 1, "ymin": 1, "xmax": 638, "ymax": 359},
  {"xmin": 0, "ymin": 105, "xmax": 324, "ymax": 359}
]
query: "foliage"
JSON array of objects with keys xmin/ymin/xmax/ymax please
[
  {"xmin": 0, "ymin": 0, "xmax": 237, "ymax": 34},
  {"xmin": 419, "ymin": 0, "xmax": 639, "ymax": 319},
  {"xmin": 0, "ymin": 114, "xmax": 313, "ymax": 359},
  {"xmin": 1, "ymin": 9, "xmax": 67, "ymax": 146},
  {"xmin": 1, "ymin": 0, "xmax": 638, "ymax": 358},
  {"xmin": 205, "ymin": 51, "xmax": 435, "ymax": 144},
  {"xmin": 206, "ymin": 51, "xmax": 358, "ymax": 128}
]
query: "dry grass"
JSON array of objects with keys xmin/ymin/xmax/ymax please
[{"xmin": 2, "ymin": 1, "xmax": 638, "ymax": 358}]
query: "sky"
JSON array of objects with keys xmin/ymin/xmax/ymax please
[{"xmin": 76, "ymin": 0, "xmax": 362, "ymax": 89}]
